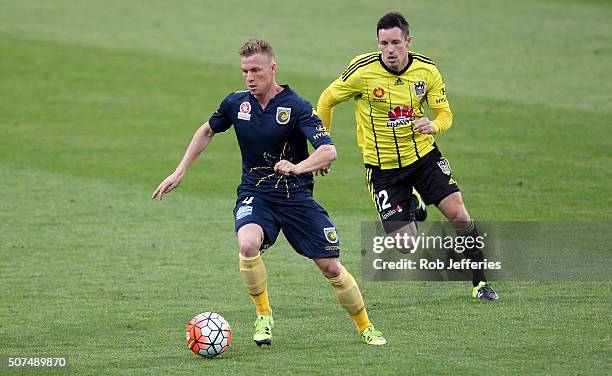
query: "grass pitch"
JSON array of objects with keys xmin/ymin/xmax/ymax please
[{"xmin": 1, "ymin": 1, "xmax": 611, "ymax": 375}]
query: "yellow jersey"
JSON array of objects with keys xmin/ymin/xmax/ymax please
[{"xmin": 318, "ymin": 51, "xmax": 452, "ymax": 169}]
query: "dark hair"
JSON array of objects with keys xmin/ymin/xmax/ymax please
[
  {"xmin": 239, "ymin": 38, "xmax": 275, "ymax": 59},
  {"xmin": 377, "ymin": 12, "xmax": 409, "ymax": 38}
]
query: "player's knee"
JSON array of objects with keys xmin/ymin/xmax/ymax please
[
  {"xmin": 446, "ymin": 208, "xmax": 470, "ymax": 226},
  {"xmin": 239, "ymin": 240, "xmax": 260, "ymax": 257},
  {"xmin": 390, "ymin": 226, "xmax": 418, "ymax": 254},
  {"xmin": 395, "ymin": 238, "xmax": 416, "ymax": 254},
  {"xmin": 319, "ymin": 260, "xmax": 342, "ymax": 279}
]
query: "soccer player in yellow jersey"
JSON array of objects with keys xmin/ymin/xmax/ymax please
[{"xmin": 317, "ymin": 12, "xmax": 499, "ymax": 300}]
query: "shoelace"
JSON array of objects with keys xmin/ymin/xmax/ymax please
[
  {"xmin": 254, "ymin": 318, "xmax": 269, "ymax": 332},
  {"xmin": 364, "ymin": 328, "xmax": 381, "ymax": 338}
]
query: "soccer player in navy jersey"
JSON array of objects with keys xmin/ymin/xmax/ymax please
[{"xmin": 152, "ymin": 39, "xmax": 385, "ymax": 346}]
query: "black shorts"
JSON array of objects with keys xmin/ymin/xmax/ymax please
[{"xmin": 365, "ymin": 147, "xmax": 460, "ymax": 232}]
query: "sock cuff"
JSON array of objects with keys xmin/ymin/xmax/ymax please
[
  {"xmin": 326, "ymin": 267, "xmax": 349, "ymax": 285},
  {"xmin": 456, "ymin": 220, "xmax": 476, "ymax": 236},
  {"xmin": 239, "ymin": 253, "xmax": 262, "ymax": 263}
]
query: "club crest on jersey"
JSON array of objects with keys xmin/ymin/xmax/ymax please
[
  {"xmin": 323, "ymin": 227, "xmax": 339, "ymax": 244},
  {"xmin": 276, "ymin": 107, "xmax": 291, "ymax": 125},
  {"xmin": 238, "ymin": 101, "xmax": 251, "ymax": 121},
  {"xmin": 437, "ymin": 160, "xmax": 452, "ymax": 176},
  {"xmin": 413, "ymin": 81, "xmax": 426, "ymax": 99},
  {"xmin": 387, "ymin": 105, "xmax": 416, "ymax": 128}
]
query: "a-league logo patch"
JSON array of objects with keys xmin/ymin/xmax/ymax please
[
  {"xmin": 238, "ymin": 101, "xmax": 251, "ymax": 121},
  {"xmin": 323, "ymin": 227, "xmax": 339, "ymax": 244},
  {"xmin": 236, "ymin": 205, "xmax": 253, "ymax": 220},
  {"xmin": 276, "ymin": 107, "xmax": 291, "ymax": 125},
  {"xmin": 437, "ymin": 160, "xmax": 451, "ymax": 176},
  {"xmin": 413, "ymin": 81, "xmax": 426, "ymax": 99}
]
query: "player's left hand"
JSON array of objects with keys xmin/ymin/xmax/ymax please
[
  {"xmin": 315, "ymin": 163, "xmax": 331, "ymax": 176},
  {"xmin": 274, "ymin": 160, "xmax": 302, "ymax": 176},
  {"xmin": 413, "ymin": 117, "xmax": 435, "ymax": 134}
]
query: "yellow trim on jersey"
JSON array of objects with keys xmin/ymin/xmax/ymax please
[
  {"xmin": 364, "ymin": 167, "xmax": 377, "ymax": 209},
  {"xmin": 318, "ymin": 51, "xmax": 452, "ymax": 169}
]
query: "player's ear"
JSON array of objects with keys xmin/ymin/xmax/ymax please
[{"xmin": 406, "ymin": 36, "xmax": 413, "ymax": 48}]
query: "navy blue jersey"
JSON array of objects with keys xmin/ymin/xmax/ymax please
[{"xmin": 208, "ymin": 85, "xmax": 333, "ymax": 200}]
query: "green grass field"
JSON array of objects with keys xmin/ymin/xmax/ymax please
[{"xmin": 1, "ymin": 1, "xmax": 611, "ymax": 375}]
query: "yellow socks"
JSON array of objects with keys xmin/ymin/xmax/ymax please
[
  {"xmin": 240, "ymin": 254, "xmax": 372, "ymax": 332},
  {"xmin": 239, "ymin": 253, "xmax": 272, "ymax": 316},
  {"xmin": 327, "ymin": 268, "xmax": 373, "ymax": 332}
]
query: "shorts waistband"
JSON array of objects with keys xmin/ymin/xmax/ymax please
[{"xmin": 364, "ymin": 146, "xmax": 439, "ymax": 171}]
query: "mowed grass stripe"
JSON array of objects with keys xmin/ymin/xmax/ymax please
[{"xmin": 1, "ymin": 1, "xmax": 611, "ymax": 113}]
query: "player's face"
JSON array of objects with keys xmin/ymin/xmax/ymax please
[
  {"xmin": 241, "ymin": 53, "xmax": 276, "ymax": 97},
  {"xmin": 377, "ymin": 27, "xmax": 412, "ymax": 71}
]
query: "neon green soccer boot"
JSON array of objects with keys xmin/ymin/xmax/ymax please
[
  {"xmin": 361, "ymin": 327, "xmax": 386, "ymax": 346},
  {"xmin": 472, "ymin": 281, "xmax": 500, "ymax": 301},
  {"xmin": 253, "ymin": 315, "xmax": 274, "ymax": 346}
]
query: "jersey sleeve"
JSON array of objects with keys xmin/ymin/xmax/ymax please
[
  {"xmin": 426, "ymin": 66, "xmax": 450, "ymax": 110},
  {"xmin": 431, "ymin": 107, "xmax": 453, "ymax": 134},
  {"xmin": 326, "ymin": 55, "xmax": 367, "ymax": 102},
  {"xmin": 296, "ymin": 102, "xmax": 334, "ymax": 148},
  {"xmin": 316, "ymin": 87, "xmax": 340, "ymax": 131},
  {"xmin": 208, "ymin": 94, "xmax": 233, "ymax": 133},
  {"xmin": 317, "ymin": 55, "xmax": 369, "ymax": 130}
]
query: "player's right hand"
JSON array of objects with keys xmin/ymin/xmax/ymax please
[{"xmin": 152, "ymin": 172, "xmax": 183, "ymax": 200}]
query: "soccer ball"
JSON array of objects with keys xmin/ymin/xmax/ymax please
[{"xmin": 185, "ymin": 312, "xmax": 232, "ymax": 358}]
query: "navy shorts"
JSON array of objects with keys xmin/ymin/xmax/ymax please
[{"xmin": 233, "ymin": 195, "xmax": 340, "ymax": 259}]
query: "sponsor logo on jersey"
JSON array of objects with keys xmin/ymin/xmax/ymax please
[
  {"xmin": 276, "ymin": 107, "xmax": 291, "ymax": 125},
  {"xmin": 311, "ymin": 108, "xmax": 319, "ymax": 117},
  {"xmin": 413, "ymin": 81, "xmax": 426, "ymax": 99},
  {"xmin": 313, "ymin": 124, "xmax": 330, "ymax": 140},
  {"xmin": 382, "ymin": 204, "xmax": 404, "ymax": 220},
  {"xmin": 437, "ymin": 160, "xmax": 452, "ymax": 176},
  {"xmin": 382, "ymin": 208, "xmax": 397, "ymax": 220},
  {"xmin": 394, "ymin": 78, "xmax": 404, "ymax": 85},
  {"xmin": 313, "ymin": 131, "xmax": 330, "ymax": 140},
  {"xmin": 386, "ymin": 105, "xmax": 416, "ymax": 128},
  {"xmin": 323, "ymin": 227, "xmax": 339, "ymax": 243},
  {"xmin": 373, "ymin": 87, "xmax": 385, "ymax": 98},
  {"xmin": 238, "ymin": 101, "xmax": 251, "ymax": 121}
]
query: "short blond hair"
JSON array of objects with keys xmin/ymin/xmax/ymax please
[{"xmin": 239, "ymin": 38, "xmax": 275, "ymax": 59}]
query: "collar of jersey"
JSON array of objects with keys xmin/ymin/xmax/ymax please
[{"xmin": 378, "ymin": 54, "xmax": 413, "ymax": 76}]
